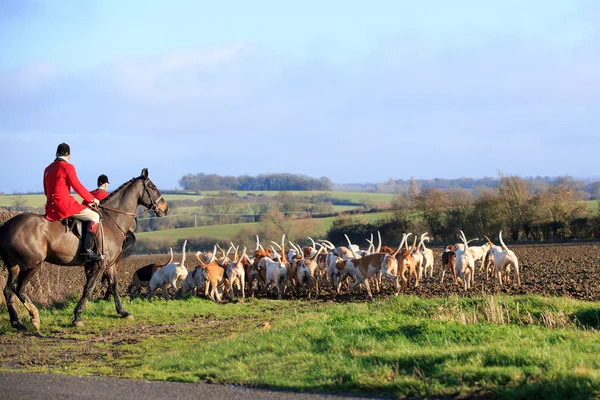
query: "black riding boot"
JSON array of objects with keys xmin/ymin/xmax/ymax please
[{"xmin": 81, "ymin": 222, "xmax": 102, "ymax": 262}]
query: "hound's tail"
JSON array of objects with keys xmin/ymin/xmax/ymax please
[
  {"xmin": 181, "ymin": 240, "xmax": 188, "ymax": 266},
  {"xmin": 161, "ymin": 248, "xmax": 174, "ymax": 267},
  {"xmin": 498, "ymin": 231, "xmax": 509, "ymax": 252}
]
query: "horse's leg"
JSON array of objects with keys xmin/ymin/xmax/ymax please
[
  {"xmin": 73, "ymin": 261, "xmax": 104, "ymax": 327},
  {"xmin": 3, "ymin": 264, "xmax": 25, "ymax": 330},
  {"xmin": 102, "ymin": 272, "xmax": 112, "ymax": 300},
  {"xmin": 14, "ymin": 265, "xmax": 42, "ymax": 330},
  {"xmin": 106, "ymin": 263, "xmax": 132, "ymax": 319}
]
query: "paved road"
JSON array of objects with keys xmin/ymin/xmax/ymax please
[{"xmin": 0, "ymin": 372, "xmax": 388, "ymax": 400}]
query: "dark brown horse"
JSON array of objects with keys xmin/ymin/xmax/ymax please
[{"xmin": 0, "ymin": 168, "xmax": 168, "ymax": 330}]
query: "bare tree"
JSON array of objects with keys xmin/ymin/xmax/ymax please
[
  {"xmin": 496, "ymin": 172, "xmax": 529, "ymax": 240},
  {"xmin": 260, "ymin": 208, "xmax": 293, "ymax": 238},
  {"xmin": 202, "ymin": 196, "xmax": 239, "ymax": 224},
  {"xmin": 409, "ymin": 176, "xmax": 419, "ymax": 197}
]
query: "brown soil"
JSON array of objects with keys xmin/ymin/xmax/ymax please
[{"xmin": 2, "ymin": 243, "xmax": 600, "ymax": 306}]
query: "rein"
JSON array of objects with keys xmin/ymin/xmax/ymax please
[
  {"xmin": 94, "ymin": 177, "xmax": 164, "ymax": 236},
  {"xmin": 97, "ymin": 204, "xmax": 137, "ymax": 216}
]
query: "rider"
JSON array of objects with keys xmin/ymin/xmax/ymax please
[
  {"xmin": 84, "ymin": 174, "xmax": 110, "ymax": 203},
  {"xmin": 43, "ymin": 143, "xmax": 103, "ymax": 262}
]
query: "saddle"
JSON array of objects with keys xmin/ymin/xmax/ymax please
[{"xmin": 61, "ymin": 217, "xmax": 84, "ymax": 239}]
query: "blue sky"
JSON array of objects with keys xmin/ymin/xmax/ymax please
[{"xmin": 1, "ymin": 0, "xmax": 599, "ymax": 193}]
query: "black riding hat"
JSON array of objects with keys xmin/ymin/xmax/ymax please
[
  {"xmin": 97, "ymin": 174, "xmax": 109, "ymax": 186},
  {"xmin": 56, "ymin": 143, "xmax": 70, "ymax": 156}
]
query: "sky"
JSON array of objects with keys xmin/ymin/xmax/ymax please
[{"xmin": 1, "ymin": 0, "xmax": 599, "ymax": 193}]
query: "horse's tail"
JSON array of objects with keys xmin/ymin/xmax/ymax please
[
  {"xmin": 122, "ymin": 231, "xmax": 136, "ymax": 259},
  {"xmin": 113, "ymin": 231, "xmax": 137, "ymax": 268}
]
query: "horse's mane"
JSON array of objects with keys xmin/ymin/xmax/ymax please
[{"xmin": 101, "ymin": 176, "xmax": 140, "ymax": 203}]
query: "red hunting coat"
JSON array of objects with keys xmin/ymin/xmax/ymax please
[
  {"xmin": 83, "ymin": 188, "xmax": 109, "ymax": 205},
  {"xmin": 43, "ymin": 159, "xmax": 96, "ymax": 221},
  {"xmin": 90, "ymin": 189, "xmax": 109, "ymax": 200}
]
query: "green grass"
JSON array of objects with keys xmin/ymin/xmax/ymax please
[
  {"xmin": 2, "ymin": 294, "xmax": 600, "ymax": 398},
  {"xmin": 137, "ymin": 212, "xmax": 390, "ymax": 241}
]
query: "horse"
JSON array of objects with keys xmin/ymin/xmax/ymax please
[{"xmin": 0, "ymin": 168, "xmax": 168, "ymax": 330}]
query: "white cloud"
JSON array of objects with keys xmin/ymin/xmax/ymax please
[{"xmin": 1, "ymin": 29, "xmax": 600, "ymax": 192}]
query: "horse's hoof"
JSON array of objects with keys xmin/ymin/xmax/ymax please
[
  {"xmin": 73, "ymin": 320, "xmax": 84, "ymax": 327},
  {"xmin": 124, "ymin": 314, "xmax": 135, "ymax": 321},
  {"xmin": 11, "ymin": 321, "xmax": 26, "ymax": 331}
]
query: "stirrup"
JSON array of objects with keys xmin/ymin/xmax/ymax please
[{"xmin": 81, "ymin": 250, "xmax": 103, "ymax": 262}]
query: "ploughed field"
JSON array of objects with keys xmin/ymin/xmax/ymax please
[{"xmin": 2, "ymin": 242, "xmax": 600, "ymax": 305}]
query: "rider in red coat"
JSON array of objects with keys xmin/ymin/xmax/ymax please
[
  {"xmin": 43, "ymin": 143, "xmax": 102, "ymax": 261},
  {"xmin": 84, "ymin": 174, "xmax": 110, "ymax": 204}
]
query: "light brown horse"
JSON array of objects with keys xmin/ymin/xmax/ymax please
[{"xmin": 0, "ymin": 168, "xmax": 168, "ymax": 330}]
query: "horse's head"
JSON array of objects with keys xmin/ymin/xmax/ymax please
[{"xmin": 139, "ymin": 168, "xmax": 168, "ymax": 217}]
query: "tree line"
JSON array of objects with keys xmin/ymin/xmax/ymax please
[
  {"xmin": 178, "ymin": 173, "xmax": 333, "ymax": 191},
  {"xmin": 328, "ymin": 174, "xmax": 600, "ymax": 246},
  {"xmin": 336, "ymin": 176, "xmax": 600, "ymax": 199}
]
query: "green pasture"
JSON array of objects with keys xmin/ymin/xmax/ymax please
[
  {"xmin": 581, "ymin": 200, "xmax": 600, "ymax": 212},
  {"xmin": 164, "ymin": 190, "xmax": 397, "ymax": 204},
  {"xmin": 136, "ymin": 212, "xmax": 389, "ymax": 242},
  {"xmin": 0, "ymin": 194, "xmax": 48, "ymax": 208},
  {"xmin": 0, "ymin": 191, "xmax": 397, "ymax": 208},
  {"xmin": 173, "ymin": 204, "xmax": 361, "ymax": 215},
  {"xmin": 2, "ymin": 294, "xmax": 600, "ymax": 398}
]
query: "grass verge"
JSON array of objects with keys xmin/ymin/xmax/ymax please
[{"xmin": 1, "ymin": 294, "xmax": 600, "ymax": 399}]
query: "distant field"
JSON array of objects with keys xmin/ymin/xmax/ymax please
[
  {"xmin": 582, "ymin": 200, "xmax": 599, "ymax": 212},
  {"xmin": 136, "ymin": 212, "xmax": 390, "ymax": 241},
  {"xmin": 163, "ymin": 191, "xmax": 396, "ymax": 204},
  {"xmin": 0, "ymin": 191, "xmax": 395, "ymax": 208},
  {"xmin": 0, "ymin": 194, "xmax": 48, "ymax": 208},
  {"xmin": 173, "ymin": 204, "xmax": 361, "ymax": 215}
]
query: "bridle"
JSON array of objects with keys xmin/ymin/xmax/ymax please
[
  {"xmin": 142, "ymin": 178, "xmax": 164, "ymax": 215},
  {"xmin": 97, "ymin": 177, "xmax": 165, "ymax": 235}
]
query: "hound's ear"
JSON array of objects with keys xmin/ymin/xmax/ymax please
[{"xmin": 141, "ymin": 168, "xmax": 148, "ymax": 179}]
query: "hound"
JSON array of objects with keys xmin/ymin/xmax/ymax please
[
  {"xmin": 289, "ymin": 242, "xmax": 326, "ymax": 298},
  {"xmin": 129, "ymin": 248, "xmax": 173, "ymax": 299},
  {"xmin": 320, "ymin": 239, "xmax": 355, "ymax": 261},
  {"xmin": 341, "ymin": 237, "xmax": 404, "ymax": 299},
  {"xmin": 421, "ymin": 234, "xmax": 435, "ymax": 278},
  {"xmin": 440, "ymin": 244, "xmax": 457, "ymax": 284},
  {"xmin": 258, "ymin": 251, "xmax": 287, "ymax": 300},
  {"xmin": 345, "ymin": 234, "xmax": 382, "ymax": 292},
  {"xmin": 468, "ymin": 241, "xmax": 492, "ymax": 283},
  {"xmin": 250, "ymin": 236, "xmax": 273, "ymax": 297},
  {"xmin": 395, "ymin": 234, "xmax": 419, "ymax": 290},
  {"xmin": 481, "ymin": 249, "xmax": 495, "ymax": 280},
  {"xmin": 262, "ymin": 235, "xmax": 288, "ymax": 299},
  {"xmin": 413, "ymin": 233, "xmax": 427, "ymax": 280},
  {"xmin": 455, "ymin": 231, "xmax": 475, "ymax": 290},
  {"xmin": 148, "ymin": 240, "xmax": 189, "ymax": 299},
  {"xmin": 195, "ymin": 247, "xmax": 228, "ymax": 303},
  {"xmin": 487, "ymin": 232, "xmax": 521, "ymax": 286},
  {"xmin": 226, "ymin": 246, "xmax": 247, "ymax": 300},
  {"xmin": 180, "ymin": 266, "xmax": 206, "ymax": 297}
]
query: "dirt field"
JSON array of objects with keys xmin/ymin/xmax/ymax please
[{"xmin": 2, "ymin": 242, "xmax": 600, "ymax": 306}]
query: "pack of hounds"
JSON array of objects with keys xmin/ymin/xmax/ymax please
[{"xmin": 128, "ymin": 230, "xmax": 520, "ymax": 302}]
